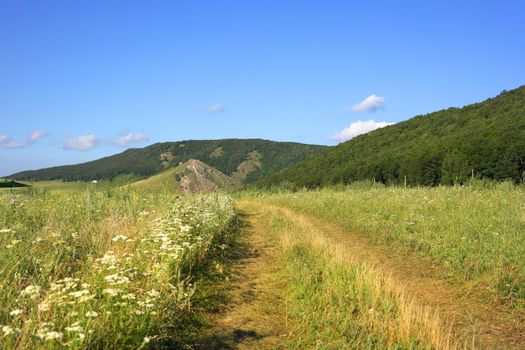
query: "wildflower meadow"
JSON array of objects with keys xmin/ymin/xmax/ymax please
[{"xmin": 0, "ymin": 189, "xmax": 235, "ymax": 349}]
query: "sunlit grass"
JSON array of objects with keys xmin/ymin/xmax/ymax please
[
  {"xmin": 241, "ymin": 182, "xmax": 525, "ymax": 308},
  {"xmin": 243, "ymin": 202, "xmax": 453, "ymax": 349},
  {"xmin": 0, "ymin": 189, "xmax": 235, "ymax": 349}
]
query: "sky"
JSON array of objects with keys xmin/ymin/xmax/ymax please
[{"xmin": 1, "ymin": 0, "xmax": 525, "ymax": 176}]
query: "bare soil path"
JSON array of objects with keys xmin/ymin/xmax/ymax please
[{"xmin": 195, "ymin": 206, "xmax": 288, "ymax": 349}]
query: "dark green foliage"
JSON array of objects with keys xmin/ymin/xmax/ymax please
[
  {"xmin": 10, "ymin": 139, "xmax": 327, "ymax": 184},
  {"xmin": 0, "ymin": 179, "xmax": 30, "ymax": 188},
  {"xmin": 441, "ymin": 150, "xmax": 471, "ymax": 185},
  {"xmin": 258, "ymin": 86, "xmax": 525, "ymax": 188}
]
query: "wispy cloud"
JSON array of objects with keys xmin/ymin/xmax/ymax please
[
  {"xmin": 110, "ymin": 132, "xmax": 149, "ymax": 147},
  {"xmin": 61, "ymin": 134, "xmax": 98, "ymax": 151},
  {"xmin": 346, "ymin": 94, "xmax": 385, "ymax": 113},
  {"xmin": 30, "ymin": 130, "xmax": 49, "ymax": 141},
  {"xmin": 203, "ymin": 103, "xmax": 225, "ymax": 113},
  {"xmin": 0, "ymin": 130, "xmax": 48, "ymax": 149},
  {"xmin": 332, "ymin": 120, "xmax": 394, "ymax": 142},
  {"xmin": 5, "ymin": 141, "xmax": 26, "ymax": 149}
]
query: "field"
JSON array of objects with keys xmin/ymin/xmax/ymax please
[
  {"xmin": 0, "ymin": 189, "xmax": 235, "ymax": 349},
  {"xmin": 245, "ymin": 182, "xmax": 525, "ymax": 308},
  {"xmin": 0, "ymin": 180, "xmax": 122, "ymax": 194},
  {"xmin": 234, "ymin": 182, "xmax": 525, "ymax": 349},
  {"xmin": 1, "ymin": 183, "xmax": 524, "ymax": 349}
]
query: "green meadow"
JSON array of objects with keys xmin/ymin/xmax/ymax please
[
  {"xmin": 0, "ymin": 189, "xmax": 235, "ymax": 349},
  {"xmin": 243, "ymin": 182, "xmax": 525, "ymax": 308},
  {"xmin": 1, "ymin": 182, "xmax": 524, "ymax": 349}
]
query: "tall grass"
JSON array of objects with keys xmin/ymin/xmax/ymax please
[
  {"xmin": 242, "ymin": 183, "xmax": 525, "ymax": 308},
  {"xmin": 253, "ymin": 203, "xmax": 453, "ymax": 349},
  {"xmin": 0, "ymin": 189, "xmax": 235, "ymax": 349}
]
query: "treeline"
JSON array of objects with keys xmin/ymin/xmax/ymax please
[
  {"xmin": 10, "ymin": 139, "xmax": 327, "ymax": 183},
  {"xmin": 257, "ymin": 86, "xmax": 525, "ymax": 188}
]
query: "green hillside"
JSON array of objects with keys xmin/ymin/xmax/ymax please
[
  {"xmin": 129, "ymin": 159, "xmax": 239, "ymax": 191},
  {"xmin": 257, "ymin": 86, "xmax": 525, "ymax": 188},
  {"xmin": 10, "ymin": 139, "xmax": 328, "ymax": 183}
]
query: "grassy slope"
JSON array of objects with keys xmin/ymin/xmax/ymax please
[
  {"xmin": 257, "ymin": 86, "xmax": 525, "ymax": 188},
  {"xmin": 10, "ymin": 139, "xmax": 328, "ymax": 183},
  {"xmin": 129, "ymin": 164, "xmax": 185, "ymax": 191},
  {"xmin": 129, "ymin": 160, "xmax": 239, "ymax": 191}
]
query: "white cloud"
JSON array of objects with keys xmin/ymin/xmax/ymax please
[
  {"xmin": 5, "ymin": 141, "xmax": 26, "ymax": 149},
  {"xmin": 347, "ymin": 94, "xmax": 385, "ymax": 113},
  {"xmin": 332, "ymin": 120, "xmax": 394, "ymax": 142},
  {"xmin": 30, "ymin": 130, "xmax": 48, "ymax": 141},
  {"xmin": 204, "ymin": 103, "xmax": 225, "ymax": 113},
  {"xmin": 61, "ymin": 134, "xmax": 98, "ymax": 151},
  {"xmin": 0, "ymin": 130, "xmax": 48, "ymax": 149},
  {"xmin": 111, "ymin": 132, "xmax": 149, "ymax": 147}
]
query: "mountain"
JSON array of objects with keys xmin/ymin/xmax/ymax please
[
  {"xmin": 257, "ymin": 86, "xmax": 525, "ymax": 188},
  {"xmin": 10, "ymin": 139, "xmax": 328, "ymax": 184},
  {"xmin": 130, "ymin": 159, "xmax": 239, "ymax": 191}
]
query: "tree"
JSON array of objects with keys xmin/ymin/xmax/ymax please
[{"xmin": 441, "ymin": 150, "xmax": 470, "ymax": 185}]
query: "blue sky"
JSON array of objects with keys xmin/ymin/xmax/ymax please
[{"xmin": 1, "ymin": 0, "xmax": 524, "ymax": 176}]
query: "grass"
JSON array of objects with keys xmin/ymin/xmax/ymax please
[
  {"xmin": 3, "ymin": 180, "xmax": 524, "ymax": 348},
  {"xmin": 0, "ymin": 177, "xmax": 145, "ymax": 194},
  {"xmin": 0, "ymin": 188, "xmax": 235, "ymax": 349},
  {"xmin": 129, "ymin": 165, "xmax": 183, "ymax": 191},
  {"xmin": 240, "ymin": 201, "xmax": 453, "ymax": 349},
  {"xmin": 241, "ymin": 182, "xmax": 525, "ymax": 309}
]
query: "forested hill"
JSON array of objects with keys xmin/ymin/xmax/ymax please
[
  {"xmin": 257, "ymin": 86, "xmax": 525, "ymax": 188},
  {"xmin": 10, "ymin": 139, "xmax": 328, "ymax": 183}
]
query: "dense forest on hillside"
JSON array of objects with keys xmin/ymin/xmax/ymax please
[
  {"xmin": 258, "ymin": 86, "xmax": 525, "ymax": 188},
  {"xmin": 10, "ymin": 139, "xmax": 327, "ymax": 183}
]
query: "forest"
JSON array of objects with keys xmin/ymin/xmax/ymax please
[{"xmin": 257, "ymin": 86, "xmax": 525, "ymax": 188}]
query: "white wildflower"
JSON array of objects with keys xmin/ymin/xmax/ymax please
[
  {"xmin": 78, "ymin": 294, "xmax": 95, "ymax": 303},
  {"xmin": 69, "ymin": 289, "xmax": 90, "ymax": 298},
  {"xmin": 85, "ymin": 311, "xmax": 99, "ymax": 318},
  {"xmin": 9, "ymin": 309, "xmax": 23, "ymax": 316},
  {"xmin": 21, "ymin": 285, "xmax": 41, "ymax": 299},
  {"xmin": 147, "ymin": 289, "xmax": 160, "ymax": 298},
  {"xmin": 2, "ymin": 325, "xmax": 17, "ymax": 336},
  {"xmin": 104, "ymin": 274, "xmax": 129, "ymax": 285},
  {"xmin": 65, "ymin": 325, "xmax": 83, "ymax": 333},
  {"xmin": 112, "ymin": 235, "xmax": 128, "ymax": 242},
  {"xmin": 44, "ymin": 331, "xmax": 63, "ymax": 340},
  {"xmin": 180, "ymin": 225, "xmax": 192, "ymax": 232},
  {"xmin": 122, "ymin": 293, "xmax": 136, "ymax": 300},
  {"xmin": 96, "ymin": 252, "xmax": 117, "ymax": 265},
  {"xmin": 38, "ymin": 302, "xmax": 50, "ymax": 311},
  {"xmin": 102, "ymin": 288, "xmax": 121, "ymax": 296}
]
